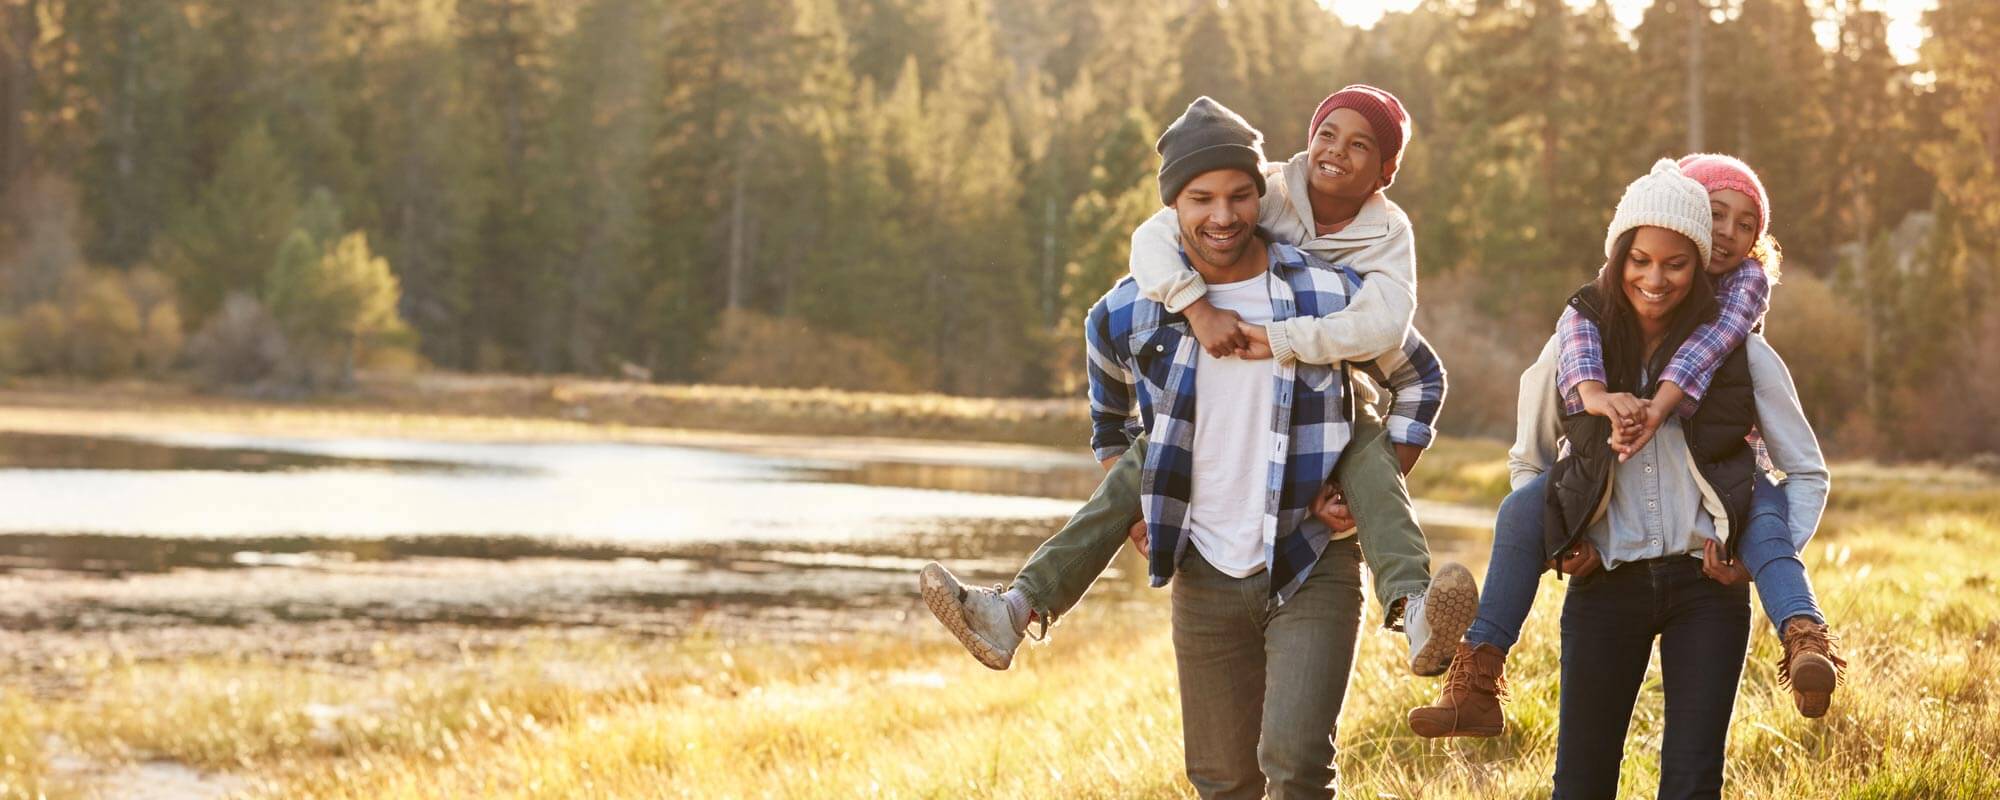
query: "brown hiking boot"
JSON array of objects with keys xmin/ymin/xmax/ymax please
[
  {"xmin": 1779, "ymin": 617, "xmax": 1846, "ymax": 718},
  {"xmin": 1407, "ymin": 642, "xmax": 1507, "ymax": 738}
]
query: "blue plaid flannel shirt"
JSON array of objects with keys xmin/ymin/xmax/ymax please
[{"xmin": 1084, "ymin": 240, "xmax": 1447, "ymax": 604}]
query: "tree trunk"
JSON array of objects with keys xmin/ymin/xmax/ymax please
[
  {"xmin": 0, "ymin": 0, "xmax": 36, "ymax": 195},
  {"xmin": 726, "ymin": 155, "xmax": 746, "ymax": 310},
  {"xmin": 1687, "ymin": 0, "xmax": 1704, "ymax": 153}
]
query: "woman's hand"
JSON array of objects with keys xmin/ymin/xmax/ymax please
[
  {"xmin": 1547, "ymin": 538, "xmax": 1602, "ymax": 579},
  {"xmin": 1311, "ymin": 481, "xmax": 1356, "ymax": 533},
  {"xmin": 1701, "ymin": 539, "xmax": 1749, "ymax": 585}
]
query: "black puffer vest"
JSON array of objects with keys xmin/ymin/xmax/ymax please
[{"xmin": 1541, "ymin": 284, "xmax": 1760, "ymax": 565}]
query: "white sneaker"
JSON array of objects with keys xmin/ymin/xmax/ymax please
[
  {"xmin": 919, "ymin": 562, "xmax": 1023, "ymax": 670},
  {"xmin": 1406, "ymin": 562, "xmax": 1478, "ymax": 677}
]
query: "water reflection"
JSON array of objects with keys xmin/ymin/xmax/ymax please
[
  {"xmin": 0, "ymin": 431, "xmax": 505, "ymax": 474},
  {"xmin": 0, "ymin": 428, "xmax": 1492, "ymax": 654},
  {"xmin": 0, "ymin": 431, "xmax": 1081, "ymax": 542}
]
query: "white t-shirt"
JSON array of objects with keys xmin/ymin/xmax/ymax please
[{"xmin": 1186, "ymin": 272, "xmax": 1278, "ymax": 578}]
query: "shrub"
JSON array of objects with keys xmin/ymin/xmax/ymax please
[
  {"xmin": 140, "ymin": 303, "xmax": 185, "ymax": 375},
  {"xmin": 14, "ymin": 301, "xmax": 67, "ymax": 374},
  {"xmin": 1764, "ymin": 271, "xmax": 1869, "ymax": 452},
  {"xmin": 66, "ymin": 272, "xmax": 143, "ymax": 378},
  {"xmin": 185, "ymin": 292, "xmax": 287, "ymax": 388},
  {"xmin": 702, "ymin": 309, "xmax": 921, "ymax": 393}
]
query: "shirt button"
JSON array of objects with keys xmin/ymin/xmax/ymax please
[
  {"xmin": 1645, "ymin": 465, "xmax": 1654, "ymax": 473},
  {"xmin": 1156, "ymin": 344, "xmax": 1165, "ymax": 352}
]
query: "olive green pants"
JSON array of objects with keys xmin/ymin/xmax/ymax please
[{"xmin": 1009, "ymin": 409, "xmax": 1433, "ymax": 630}]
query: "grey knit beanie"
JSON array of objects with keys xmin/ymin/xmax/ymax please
[
  {"xmin": 1156, "ymin": 97, "xmax": 1267, "ymax": 206},
  {"xmin": 1605, "ymin": 158, "xmax": 1713, "ymax": 268}
]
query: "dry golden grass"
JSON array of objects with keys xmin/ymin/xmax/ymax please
[
  {"xmin": 5, "ymin": 468, "xmax": 1996, "ymax": 799},
  {"xmin": 1, "ymin": 390, "xmax": 1996, "ymax": 798}
]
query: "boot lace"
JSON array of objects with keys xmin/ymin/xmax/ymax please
[
  {"xmin": 1778, "ymin": 622, "xmax": 1848, "ymax": 688},
  {"xmin": 1441, "ymin": 649, "xmax": 1508, "ymax": 703}
]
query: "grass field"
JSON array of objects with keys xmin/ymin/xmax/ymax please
[{"xmin": 1, "ymin": 386, "xmax": 1997, "ymax": 798}]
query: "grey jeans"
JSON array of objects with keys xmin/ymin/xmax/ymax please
[{"xmin": 1172, "ymin": 538, "xmax": 1366, "ymax": 800}]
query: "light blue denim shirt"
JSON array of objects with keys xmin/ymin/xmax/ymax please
[{"xmin": 1509, "ymin": 333, "xmax": 1831, "ymax": 565}]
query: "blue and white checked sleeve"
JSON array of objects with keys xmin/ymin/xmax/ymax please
[
  {"xmin": 1085, "ymin": 300, "xmax": 1138, "ymax": 462},
  {"xmin": 1356, "ymin": 326, "xmax": 1446, "ymax": 448}
]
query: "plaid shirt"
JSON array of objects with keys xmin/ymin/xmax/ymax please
[
  {"xmin": 1085, "ymin": 240, "xmax": 1446, "ymax": 604},
  {"xmin": 1557, "ymin": 259, "xmax": 1771, "ymax": 418}
]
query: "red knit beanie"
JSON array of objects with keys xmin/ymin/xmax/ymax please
[
  {"xmin": 1307, "ymin": 84, "xmax": 1411, "ymax": 188},
  {"xmin": 1676, "ymin": 153, "xmax": 1769, "ymax": 240}
]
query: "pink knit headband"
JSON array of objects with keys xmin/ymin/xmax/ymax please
[{"xmin": 1677, "ymin": 153, "xmax": 1769, "ymax": 239}]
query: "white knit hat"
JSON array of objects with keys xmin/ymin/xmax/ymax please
[{"xmin": 1605, "ymin": 158, "xmax": 1713, "ymax": 268}]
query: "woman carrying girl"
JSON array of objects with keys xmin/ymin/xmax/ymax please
[
  {"xmin": 1419, "ymin": 161, "xmax": 1835, "ymax": 797},
  {"xmin": 1408, "ymin": 155, "xmax": 1846, "ymax": 747}
]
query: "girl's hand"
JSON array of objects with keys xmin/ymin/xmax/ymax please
[
  {"xmin": 1702, "ymin": 539, "xmax": 1749, "ymax": 585},
  {"xmin": 1611, "ymin": 404, "xmax": 1668, "ymax": 461},
  {"xmin": 1581, "ymin": 386, "xmax": 1647, "ymax": 434}
]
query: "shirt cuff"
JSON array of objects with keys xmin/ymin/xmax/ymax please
[
  {"xmin": 1266, "ymin": 322, "xmax": 1297, "ymax": 365},
  {"xmin": 1385, "ymin": 417, "xmax": 1435, "ymax": 449},
  {"xmin": 1562, "ymin": 387, "xmax": 1587, "ymax": 416},
  {"xmin": 1161, "ymin": 277, "xmax": 1210, "ymax": 314}
]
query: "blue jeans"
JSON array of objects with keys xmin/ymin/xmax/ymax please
[
  {"xmin": 1465, "ymin": 474, "xmax": 1824, "ymax": 653},
  {"xmin": 1553, "ymin": 556, "xmax": 1751, "ymax": 800},
  {"xmin": 1737, "ymin": 474, "xmax": 1825, "ymax": 633},
  {"xmin": 1464, "ymin": 474, "xmax": 1548, "ymax": 654}
]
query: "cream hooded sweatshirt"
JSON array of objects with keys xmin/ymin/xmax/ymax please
[{"xmin": 1128, "ymin": 149, "xmax": 1418, "ymax": 365}]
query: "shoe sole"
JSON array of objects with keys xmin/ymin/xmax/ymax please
[
  {"xmin": 1411, "ymin": 563, "xmax": 1479, "ymax": 677},
  {"xmin": 1791, "ymin": 653, "xmax": 1836, "ymax": 718},
  {"xmin": 1407, "ymin": 713, "xmax": 1502, "ymax": 739},
  {"xmin": 919, "ymin": 562, "xmax": 1012, "ymax": 671}
]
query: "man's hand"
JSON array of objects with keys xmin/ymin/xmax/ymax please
[
  {"xmin": 1701, "ymin": 539, "xmax": 1749, "ymax": 586},
  {"xmin": 1311, "ymin": 482, "xmax": 1356, "ymax": 533},
  {"xmin": 1185, "ymin": 298, "xmax": 1249, "ymax": 358},
  {"xmin": 1546, "ymin": 538, "xmax": 1602, "ymax": 579},
  {"xmin": 1235, "ymin": 321, "xmax": 1274, "ymax": 360},
  {"xmin": 1126, "ymin": 519, "xmax": 1150, "ymax": 558}
]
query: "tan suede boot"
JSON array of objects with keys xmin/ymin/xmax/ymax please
[
  {"xmin": 1407, "ymin": 641, "xmax": 1507, "ymax": 738},
  {"xmin": 1779, "ymin": 617, "xmax": 1846, "ymax": 718}
]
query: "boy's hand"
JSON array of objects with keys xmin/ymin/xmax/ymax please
[
  {"xmin": 1311, "ymin": 482, "xmax": 1356, "ymax": 533},
  {"xmin": 1701, "ymin": 539, "xmax": 1749, "ymax": 585},
  {"xmin": 1185, "ymin": 298, "xmax": 1249, "ymax": 358},
  {"xmin": 1235, "ymin": 321, "xmax": 1274, "ymax": 360},
  {"xmin": 1127, "ymin": 520, "xmax": 1150, "ymax": 558}
]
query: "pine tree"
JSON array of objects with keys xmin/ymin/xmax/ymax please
[
  {"xmin": 62, "ymin": 0, "xmax": 197, "ymax": 266},
  {"xmin": 154, "ymin": 123, "xmax": 300, "ymax": 324},
  {"xmin": 266, "ymin": 230, "xmax": 409, "ymax": 388}
]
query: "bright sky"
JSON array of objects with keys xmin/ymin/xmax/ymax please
[{"xmin": 1319, "ymin": 0, "xmax": 1936, "ymax": 65}]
